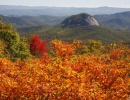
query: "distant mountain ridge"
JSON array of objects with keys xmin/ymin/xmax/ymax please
[
  {"xmin": 0, "ymin": 15, "xmax": 65, "ymax": 28},
  {"xmin": 0, "ymin": 5, "xmax": 130, "ymax": 16},
  {"xmin": 1, "ymin": 11, "xmax": 130, "ymax": 29},
  {"xmin": 94, "ymin": 11, "xmax": 130, "ymax": 29}
]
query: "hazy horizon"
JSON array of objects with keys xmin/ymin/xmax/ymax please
[{"xmin": 0, "ymin": 0, "xmax": 130, "ymax": 8}]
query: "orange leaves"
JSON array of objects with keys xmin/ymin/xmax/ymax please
[
  {"xmin": 50, "ymin": 40, "xmax": 75, "ymax": 57},
  {"xmin": 110, "ymin": 49, "xmax": 122, "ymax": 60},
  {"xmin": 0, "ymin": 40, "xmax": 130, "ymax": 99},
  {"xmin": 71, "ymin": 63, "xmax": 84, "ymax": 73},
  {"xmin": 50, "ymin": 39, "xmax": 82, "ymax": 61}
]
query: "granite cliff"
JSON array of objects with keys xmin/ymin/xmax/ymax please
[{"xmin": 61, "ymin": 13, "xmax": 99, "ymax": 27}]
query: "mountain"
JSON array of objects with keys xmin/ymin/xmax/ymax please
[
  {"xmin": 61, "ymin": 13, "xmax": 99, "ymax": 27},
  {"xmin": 16, "ymin": 13, "xmax": 130, "ymax": 44},
  {"xmin": 0, "ymin": 15, "xmax": 65, "ymax": 28},
  {"xmin": 18, "ymin": 24, "xmax": 130, "ymax": 45},
  {"xmin": 94, "ymin": 11, "xmax": 130, "ymax": 29},
  {"xmin": 1, "ymin": 11, "xmax": 130, "ymax": 30},
  {"xmin": 0, "ymin": 5, "xmax": 130, "ymax": 16}
]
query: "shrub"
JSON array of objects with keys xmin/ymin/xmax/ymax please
[
  {"xmin": 0, "ymin": 18, "xmax": 31, "ymax": 60},
  {"xmin": 30, "ymin": 35, "xmax": 46, "ymax": 57}
]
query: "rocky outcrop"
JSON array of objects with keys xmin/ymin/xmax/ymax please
[{"xmin": 61, "ymin": 13, "xmax": 99, "ymax": 27}]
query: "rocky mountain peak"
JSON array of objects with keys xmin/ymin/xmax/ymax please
[{"xmin": 61, "ymin": 13, "xmax": 99, "ymax": 27}]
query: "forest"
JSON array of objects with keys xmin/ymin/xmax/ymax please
[{"xmin": 0, "ymin": 16, "xmax": 130, "ymax": 99}]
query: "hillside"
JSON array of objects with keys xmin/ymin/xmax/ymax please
[
  {"xmin": 0, "ymin": 5, "xmax": 130, "ymax": 16},
  {"xmin": 15, "ymin": 13, "xmax": 130, "ymax": 44},
  {"xmin": 18, "ymin": 25, "xmax": 130, "ymax": 45},
  {"xmin": 94, "ymin": 11, "xmax": 130, "ymax": 29},
  {"xmin": 1, "ymin": 11, "xmax": 130, "ymax": 45},
  {"xmin": 0, "ymin": 15, "xmax": 65, "ymax": 28}
]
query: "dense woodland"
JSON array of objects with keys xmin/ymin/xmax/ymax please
[{"xmin": 0, "ymin": 16, "xmax": 130, "ymax": 99}]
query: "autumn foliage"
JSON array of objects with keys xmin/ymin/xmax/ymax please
[
  {"xmin": 0, "ymin": 39, "xmax": 130, "ymax": 99},
  {"xmin": 30, "ymin": 35, "xmax": 46, "ymax": 57}
]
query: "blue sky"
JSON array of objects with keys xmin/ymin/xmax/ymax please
[{"xmin": 0, "ymin": 0, "xmax": 130, "ymax": 8}]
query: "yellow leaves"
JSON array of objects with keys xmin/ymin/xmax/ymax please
[
  {"xmin": 0, "ymin": 74, "xmax": 18, "ymax": 88},
  {"xmin": 44, "ymin": 74, "xmax": 49, "ymax": 80},
  {"xmin": 61, "ymin": 79, "xmax": 71, "ymax": 89},
  {"xmin": 0, "ymin": 40, "xmax": 130, "ymax": 99},
  {"xmin": 50, "ymin": 39, "xmax": 79, "ymax": 60},
  {"xmin": 95, "ymin": 82, "xmax": 101, "ymax": 87}
]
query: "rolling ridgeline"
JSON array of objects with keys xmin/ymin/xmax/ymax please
[
  {"xmin": 16, "ymin": 13, "xmax": 130, "ymax": 45},
  {"xmin": 1, "ymin": 10, "xmax": 130, "ymax": 45}
]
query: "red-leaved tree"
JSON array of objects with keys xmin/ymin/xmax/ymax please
[{"xmin": 30, "ymin": 35, "xmax": 46, "ymax": 57}]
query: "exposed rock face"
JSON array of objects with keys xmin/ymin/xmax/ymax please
[{"xmin": 61, "ymin": 13, "xmax": 99, "ymax": 27}]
